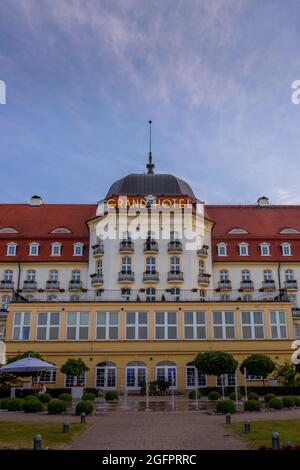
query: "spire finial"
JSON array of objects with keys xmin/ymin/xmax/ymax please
[{"xmin": 146, "ymin": 120, "xmax": 155, "ymax": 174}]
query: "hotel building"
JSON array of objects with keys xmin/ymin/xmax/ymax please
[{"xmin": 0, "ymin": 157, "xmax": 299, "ymax": 392}]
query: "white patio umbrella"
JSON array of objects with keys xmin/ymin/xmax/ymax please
[{"xmin": 0, "ymin": 357, "xmax": 56, "ymax": 374}]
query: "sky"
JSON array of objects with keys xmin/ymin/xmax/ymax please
[{"xmin": 1, "ymin": 0, "xmax": 300, "ymax": 205}]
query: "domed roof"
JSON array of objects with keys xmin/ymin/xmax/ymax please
[{"xmin": 105, "ymin": 173, "xmax": 196, "ymax": 200}]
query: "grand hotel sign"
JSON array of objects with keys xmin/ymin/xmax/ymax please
[{"xmin": 105, "ymin": 195, "xmax": 194, "ymax": 209}]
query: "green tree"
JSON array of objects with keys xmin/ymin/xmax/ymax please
[
  {"xmin": 0, "ymin": 373, "xmax": 18, "ymax": 390},
  {"xmin": 60, "ymin": 359, "xmax": 89, "ymax": 386},
  {"xmin": 240, "ymin": 354, "xmax": 276, "ymax": 385},
  {"xmin": 274, "ymin": 361, "xmax": 297, "ymax": 386},
  {"xmin": 194, "ymin": 351, "xmax": 238, "ymax": 376}
]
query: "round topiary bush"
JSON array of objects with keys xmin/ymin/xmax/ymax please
[
  {"xmin": 23, "ymin": 398, "xmax": 44, "ymax": 413},
  {"xmin": 82, "ymin": 392, "xmax": 96, "ymax": 401},
  {"xmin": 248, "ymin": 392, "xmax": 259, "ymax": 401},
  {"xmin": 189, "ymin": 389, "xmax": 202, "ymax": 400},
  {"xmin": 75, "ymin": 400, "xmax": 93, "ymax": 416},
  {"xmin": 244, "ymin": 399, "xmax": 261, "ymax": 411},
  {"xmin": 265, "ymin": 393, "xmax": 276, "ymax": 403},
  {"xmin": 25, "ymin": 394, "xmax": 39, "ymax": 401},
  {"xmin": 39, "ymin": 393, "xmax": 52, "ymax": 404},
  {"xmin": 293, "ymin": 396, "xmax": 300, "ymax": 407},
  {"xmin": 0, "ymin": 397, "xmax": 12, "ymax": 409},
  {"xmin": 48, "ymin": 399, "xmax": 68, "ymax": 415},
  {"xmin": 282, "ymin": 396, "xmax": 295, "ymax": 408},
  {"xmin": 229, "ymin": 391, "xmax": 242, "ymax": 401},
  {"xmin": 105, "ymin": 391, "xmax": 118, "ymax": 401},
  {"xmin": 216, "ymin": 400, "xmax": 236, "ymax": 414},
  {"xmin": 58, "ymin": 393, "xmax": 72, "ymax": 402},
  {"xmin": 268, "ymin": 397, "xmax": 283, "ymax": 410},
  {"xmin": 5, "ymin": 398, "xmax": 25, "ymax": 411},
  {"xmin": 208, "ymin": 391, "xmax": 221, "ymax": 401}
]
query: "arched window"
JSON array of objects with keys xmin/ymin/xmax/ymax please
[
  {"xmin": 281, "ymin": 243, "xmax": 292, "ymax": 256},
  {"xmin": 29, "ymin": 242, "xmax": 39, "ymax": 256},
  {"xmin": 6, "ymin": 243, "xmax": 17, "ymax": 256},
  {"xmin": 73, "ymin": 242, "xmax": 84, "ymax": 256},
  {"xmin": 125, "ymin": 361, "xmax": 147, "ymax": 390},
  {"xmin": 186, "ymin": 362, "xmax": 207, "ymax": 389},
  {"xmin": 238, "ymin": 243, "xmax": 249, "ymax": 256},
  {"xmin": 51, "ymin": 227, "xmax": 72, "ymax": 234},
  {"xmin": 260, "ymin": 243, "xmax": 270, "ymax": 256},
  {"xmin": 95, "ymin": 362, "xmax": 117, "ymax": 389},
  {"xmin": 51, "ymin": 242, "xmax": 62, "ymax": 256},
  {"xmin": 217, "ymin": 243, "xmax": 227, "ymax": 256},
  {"xmin": 156, "ymin": 361, "xmax": 177, "ymax": 389}
]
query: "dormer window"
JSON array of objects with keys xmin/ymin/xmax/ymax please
[
  {"xmin": 51, "ymin": 243, "xmax": 62, "ymax": 256},
  {"xmin": 6, "ymin": 243, "xmax": 17, "ymax": 256},
  {"xmin": 238, "ymin": 243, "xmax": 249, "ymax": 256},
  {"xmin": 217, "ymin": 243, "xmax": 227, "ymax": 256},
  {"xmin": 260, "ymin": 243, "xmax": 270, "ymax": 256},
  {"xmin": 29, "ymin": 243, "xmax": 39, "ymax": 256},
  {"xmin": 281, "ymin": 243, "xmax": 292, "ymax": 256},
  {"xmin": 73, "ymin": 243, "xmax": 84, "ymax": 256}
]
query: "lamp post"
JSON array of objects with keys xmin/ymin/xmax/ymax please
[
  {"xmin": 195, "ymin": 368, "xmax": 199, "ymax": 410},
  {"xmin": 244, "ymin": 367, "xmax": 248, "ymax": 401}
]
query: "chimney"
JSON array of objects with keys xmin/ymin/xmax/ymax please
[
  {"xmin": 257, "ymin": 196, "xmax": 269, "ymax": 207},
  {"xmin": 30, "ymin": 195, "xmax": 44, "ymax": 207}
]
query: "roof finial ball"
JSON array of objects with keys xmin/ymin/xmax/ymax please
[{"xmin": 146, "ymin": 120, "xmax": 155, "ymax": 174}]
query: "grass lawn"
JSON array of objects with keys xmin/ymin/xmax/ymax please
[
  {"xmin": 228, "ymin": 419, "xmax": 300, "ymax": 449},
  {"xmin": 0, "ymin": 422, "xmax": 91, "ymax": 449}
]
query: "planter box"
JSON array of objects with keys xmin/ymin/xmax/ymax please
[{"xmin": 71, "ymin": 386, "xmax": 84, "ymax": 400}]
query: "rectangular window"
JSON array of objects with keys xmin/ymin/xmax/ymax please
[
  {"xmin": 36, "ymin": 312, "xmax": 60, "ymax": 340},
  {"xmin": 7, "ymin": 244, "xmax": 17, "ymax": 256},
  {"xmin": 96, "ymin": 311, "xmax": 119, "ymax": 340},
  {"xmin": 186, "ymin": 366, "xmax": 207, "ymax": 388},
  {"xmin": 155, "ymin": 311, "xmax": 177, "ymax": 340},
  {"xmin": 146, "ymin": 288, "xmax": 156, "ymax": 302},
  {"xmin": 246, "ymin": 375, "xmax": 263, "ymax": 381},
  {"xmin": 217, "ymin": 244, "xmax": 227, "ymax": 256},
  {"xmin": 65, "ymin": 372, "xmax": 86, "ymax": 387},
  {"xmin": 96, "ymin": 367, "xmax": 116, "ymax": 389},
  {"xmin": 73, "ymin": 244, "xmax": 83, "ymax": 256},
  {"xmin": 294, "ymin": 323, "xmax": 300, "ymax": 339},
  {"xmin": 260, "ymin": 244, "xmax": 270, "ymax": 256},
  {"xmin": 29, "ymin": 244, "xmax": 39, "ymax": 256},
  {"xmin": 66, "ymin": 312, "xmax": 89, "ymax": 340},
  {"xmin": 270, "ymin": 311, "xmax": 287, "ymax": 339},
  {"xmin": 282, "ymin": 244, "xmax": 291, "ymax": 256},
  {"xmin": 51, "ymin": 244, "xmax": 61, "ymax": 256},
  {"xmin": 239, "ymin": 244, "xmax": 248, "ymax": 256},
  {"xmin": 184, "ymin": 311, "xmax": 206, "ymax": 340},
  {"xmin": 241, "ymin": 311, "xmax": 264, "ymax": 339},
  {"xmin": 126, "ymin": 311, "xmax": 148, "ymax": 340},
  {"xmin": 34, "ymin": 370, "xmax": 56, "ymax": 384},
  {"xmin": 13, "ymin": 312, "xmax": 31, "ymax": 340},
  {"xmin": 216, "ymin": 374, "xmax": 236, "ymax": 386},
  {"xmin": 146, "ymin": 257, "xmax": 156, "ymax": 272},
  {"xmin": 213, "ymin": 311, "xmax": 235, "ymax": 339}
]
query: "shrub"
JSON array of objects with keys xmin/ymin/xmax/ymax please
[
  {"xmin": 244, "ymin": 399, "xmax": 261, "ymax": 411},
  {"xmin": 75, "ymin": 400, "xmax": 93, "ymax": 416},
  {"xmin": 25, "ymin": 394, "xmax": 39, "ymax": 401},
  {"xmin": 208, "ymin": 391, "xmax": 221, "ymax": 401},
  {"xmin": 229, "ymin": 391, "xmax": 242, "ymax": 401},
  {"xmin": 294, "ymin": 396, "xmax": 300, "ymax": 407},
  {"xmin": 248, "ymin": 392, "xmax": 259, "ymax": 401},
  {"xmin": 58, "ymin": 393, "xmax": 72, "ymax": 402},
  {"xmin": 282, "ymin": 396, "xmax": 295, "ymax": 408},
  {"xmin": 39, "ymin": 393, "xmax": 52, "ymax": 404},
  {"xmin": 105, "ymin": 391, "xmax": 118, "ymax": 401},
  {"xmin": 4, "ymin": 398, "xmax": 25, "ymax": 411},
  {"xmin": 268, "ymin": 398, "xmax": 283, "ymax": 410},
  {"xmin": 48, "ymin": 399, "xmax": 67, "ymax": 415},
  {"xmin": 82, "ymin": 392, "xmax": 96, "ymax": 401},
  {"xmin": 0, "ymin": 397, "xmax": 12, "ymax": 409},
  {"xmin": 189, "ymin": 389, "xmax": 202, "ymax": 400},
  {"xmin": 216, "ymin": 400, "xmax": 236, "ymax": 414},
  {"xmin": 23, "ymin": 398, "xmax": 44, "ymax": 413},
  {"xmin": 265, "ymin": 393, "xmax": 276, "ymax": 403}
]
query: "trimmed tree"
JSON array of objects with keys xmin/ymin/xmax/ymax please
[
  {"xmin": 274, "ymin": 362, "xmax": 298, "ymax": 386},
  {"xmin": 60, "ymin": 359, "xmax": 89, "ymax": 386},
  {"xmin": 194, "ymin": 351, "xmax": 238, "ymax": 376},
  {"xmin": 240, "ymin": 354, "xmax": 276, "ymax": 385}
]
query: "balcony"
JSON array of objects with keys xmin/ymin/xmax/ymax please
[
  {"xmin": 218, "ymin": 280, "xmax": 232, "ymax": 291},
  {"xmin": 167, "ymin": 271, "xmax": 184, "ymax": 282},
  {"xmin": 69, "ymin": 280, "xmax": 83, "ymax": 291},
  {"xmin": 92, "ymin": 243, "xmax": 104, "ymax": 257},
  {"xmin": 261, "ymin": 280, "xmax": 276, "ymax": 291},
  {"xmin": 91, "ymin": 274, "xmax": 104, "ymax": 287},
  {"xmin": 118, "ymin": 271, "xmax": 135, "ymax": 283},
  {"xmin": 167, "ymin": 240, "xmax": 182, "ymax": 254},
  {"xmin": 143, "ymin": 271, "xmax": 159, "ymax": 282},
  {"xmin": 119, "ymin": 240, "xmax": 134, "ymax": 253},
  {"xmin": 0, "ymin": 280, "xmax": 14, "ymax": 290},
  {"xmin": 46, "ymin": 281, "xmax": 60, "ymax": 291},
  {"xmin": 285, "ymin": 280, "xmax": 298, "ymax": 291},
  {"xmin": 197, "ymin": 245, "xmax": 209, "ymax": 257},
  {"xmin": 23, "ymin": 280, "xmax": 37, "ymax": 291},
  {"xmin": 239, "ymin": 280, "xmax": 254, "ymax": 291},
  {"xmin": 144, "ymin": 240, "xmax": 159, "ymax": 253},
  {"xmin": 198, "ymin": 274, "xmax": 210, "ymax": 286}
]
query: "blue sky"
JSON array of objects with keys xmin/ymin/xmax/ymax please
[{"xmin": 1, "ymin": 0, "xmax": 300, "ymax": 204}]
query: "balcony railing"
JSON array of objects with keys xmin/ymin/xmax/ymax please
[
  {"xmin": 240, "ymin": 281, "xmax": 254, "ymax": 291},
  {"xmin": 144, "ymin": 241, "xmax": 159, "ymax": 253},
  {"xmin": 10, "ymin": 289, "xmax": 291, "ymax": 304},
  {"xmin": 0, "ymin": 280, "xmax": 14, "ymax": 290},
  {"xmin": 167, "ymin": 271, "xmax": 184, "ymax": 282},
  {"xmin": 167, "ymin": 241, "xmax": 182, "ymax": 253},
  {"xmin": 69, "ymin": 280, "xmax": 83, "ymax": 290},
  {"xmin": 46, "ymin": 281, "xmax": 60, "ymax": 290},
  {"xmin": 92, "ymin": 244, "xmax": 104, "ymax": 257},
  {"xmin": 118, "ymin": 271, "xmax": 135, "ymax": 282},
  {"xmin": 218, "ymin": 280, "xmax": 232, "ymax": 290},
  {"xmin": 197, "ymin": 245, "xmax": 209, "ymax": 257},
  {"xmin": 91, "ymin": 275, "xmax": 104, "ymax": 286},
  {"xmin": 261, "ymin": 280, "xmax": 276, "ymax": 290},
  {"xmin": 143, "ymin": 271, "xmax": 159, "ymax": 282},
  {"xmin": 119, "ymin": 241, "xmax": 134, "ymax": 253},
  {"xmin": 198, "ymin": 274, "xmax": 210, "ymax": 285},
  {"xmin": 22, "ymin": 281, "xmax": 37, "ymax": 291},
  {"xmin": 285, "ymin": 280, "xmax": 298, "ymax": 290}
]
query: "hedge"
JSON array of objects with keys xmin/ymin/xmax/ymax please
[
  {"xmin": 75, "ymin": 401, "xmax": 94, "ymax": 415},
  {"xmin": 48, "ymin": 399, "xmax": 68, "ymax": 415},
  {"xmin": 199, "ymin": 386, "xmax": 300, "ymax": 397},
  {"xmin": 216, "ymin": 400, "xmax": 236, "ymax": 414}
]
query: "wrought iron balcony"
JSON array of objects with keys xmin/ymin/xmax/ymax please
[
  {"xmin": 23, "ymin": 280, "xmax": 37, "ymax": 291},
  {"xmin": 167, "ymin": 271, "xmax": 184, "ymax": 282},
  {"xmin": 91, "ymin": 274, "xmax": 104, "ymax": 286},
  {"xmin": 284, "ymin": 280, "xmax": 298, "ymax": 290},
  {"xmin": 46, "ymin": 281, "xmax": 60, "ymax": 290},
  {"xmin": 167, "ymin": 240, "xmax": 182, "ymax": 253},
  {"xmin": 197, "ymin": 245, "xmax": 209, "ymax": 257},
  {"xmin": 261, "ymin": 280, "xmax": 276, "ymax": 290},
  {"xmin": 239, "ymin": 280, "xmax": 254, "ymax": 291},
  {"xmin": 119, "ymin": 240, "xmax": 134, "ymax": 253},
  {"xmin": 69, "ymin": 280, "xmax": 83, "ymax": 290},
  {"xmin": 198, "ymin": 274, "xmax": 210, "ymax": 285},
  {"xmin": 0, "ymin": 280, "xmax": 14, "ymax": 290},
  {"xmin": 118, "ymin": 271, "xmax": 135, "ymax": 282},
  {"xmin": 92, "ymin": 244, "xmax": 104, "ymax": 257},
  {"xmin": 218, "ymin": 280, "xmax": 232, "ymax": 290},
  {"xmin": 144, "ymin": 240, "xmax": 159, "ymax": 253},
  {"xmin": 143, "ymin": 271, "xmax": 159, "ymax": 282}
]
